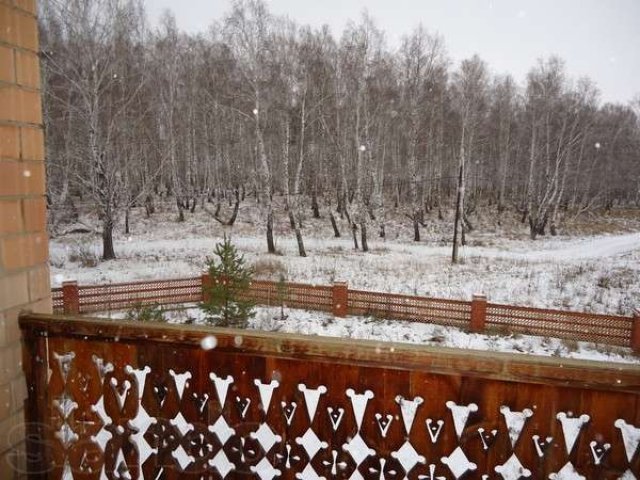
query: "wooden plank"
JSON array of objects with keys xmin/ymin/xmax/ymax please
[
  {"xmin": 20, "ymin": 313, "xmax": 640, "ymax": 479},
  {"xmin": 19, "ymin": 313, "xmax": 640, "ymax": 394}
]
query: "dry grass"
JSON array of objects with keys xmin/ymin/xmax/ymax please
[
  {"xmin": 251, "ymin": 257, "xmax": 288, "ymax": 279},
  {"xmin": 560, "ymin": 337, "xmax": 579, "ymax": 353},
  {"xmin": 563, "ymin": 208, "xmax": 640, "ymax": 236},
  {"xmin": 68, "ymin": 242, "xmax": 99, "ymax": 267},
  {"xmin": 596, "ymin": 268, "xmax": 636, "ymax": 290},
  {"xmin": 325, "ymin": 245, "xmax": 345, "ymax": 255}
]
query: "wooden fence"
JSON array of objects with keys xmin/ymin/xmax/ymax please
[
  {"xmin": 19, "ymin": 313, "xmax": 640, "ymax": 479},
  {"xmin": 51, "ymin": 275, "xmax": 640, "ymax": 352}
]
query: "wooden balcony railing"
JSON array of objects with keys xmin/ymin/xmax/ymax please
[{"xmin": 19, "ymin": 312, "xmax": 640, "ymax": 479}]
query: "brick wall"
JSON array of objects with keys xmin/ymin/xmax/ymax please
[{"xmin": 0, "ymin": 0, "xmax": 50, "ymax": 478}]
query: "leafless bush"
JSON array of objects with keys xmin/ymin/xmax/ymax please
[
  {"xmin": 596, "ymin": 268, "xmax": 635, "ymax": 290},
  {"xmin": 68, "ymin": 242, "xmax": 99, "ymax": 267},
  {"xmin": 560, "ymin": 337, "xmax": 579, "ymax": 353},
  {"xmin": 325, "ymin": 245, "xmax": 344, "ymax": 253},
  {"xmin": 251, "ymin": 258, "xmax": 287, "ymax": 279}
]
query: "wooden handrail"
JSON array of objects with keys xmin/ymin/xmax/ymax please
[{"xmin": 19, "ymin": 313, "xmax": 640, "ymax": 393}]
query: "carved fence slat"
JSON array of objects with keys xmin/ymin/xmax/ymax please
[{"xmin": 19, "ymin": 314, "xmax": 640, "ymax": 479}]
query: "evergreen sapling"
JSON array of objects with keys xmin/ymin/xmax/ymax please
[{"xmin": 201, "ymin": 238, "xmax": 255, "ymax": 327}]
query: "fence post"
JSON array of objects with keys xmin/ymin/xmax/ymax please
[
  {"xmin": 470, "ymin": 294, "xmax": 487, "ymax": 332},
  {"xmin": 201, "ymin": 273, "xmax": 211, "ymax": 303},
  {"xmin": 62, "ymin": 281, "xmax": 79, "ymax": 314},
  {"xmin": 632, "ymin": 310, "xmax": 640, "ymax": 354},
  {"xmin": 333, "ymin": 282, "xmax": 348, "ymax": 318}
]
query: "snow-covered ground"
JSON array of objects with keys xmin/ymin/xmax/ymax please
[
  {"xmin": 49, "ymin": 205, "xmax": 640, "ymax": 315},
  {"xmin": 101, "ymin": 305, "xmax": 640, "ymax": 365}
]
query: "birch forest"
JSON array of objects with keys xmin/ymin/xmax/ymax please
[{"xmin": 40, "ymin": 0, "xmax": 640, "ymax": 261}]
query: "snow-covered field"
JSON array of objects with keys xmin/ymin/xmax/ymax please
[
  {"xmin": 51, "ymin": 204, "xmax": 640, "ymax": 362},
  {"xmin": 50, "ymin": 204, "xmax": 640, "ymax": 316},
  {"xmin": 100, "ymin": 305, "xmax": 640, "ymax": 365}
]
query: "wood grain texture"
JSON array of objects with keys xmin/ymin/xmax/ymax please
[{"xmin": 18, "ymin": 313, "xmax": 640, "ymax": 479}]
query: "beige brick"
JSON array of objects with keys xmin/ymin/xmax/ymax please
[
  {"xmin": 31, "ymin": 232, "xmax": 48, "ymax": 265},
  {"xmin": 0, "ymin": 308, "xmax": 22, "ymax": 347},
  {"xmin": 0, "ymin": 382, "xmax": 10, "ymax": 422},
  {"xmin": 27, "ymin": 265, "xmax": 49, "ymax": 302},
  {"xmin": 14, "ymin": 11, "xmax": 37, "ymax": 52},
  {"xmin": 12, "ymin": 341, "xmax": 21, "ymax": 378},
  {"xmin": 0, "ymin": 84, "xmax": 18, "ymax": 121},
  {"xmin": 0, "ymin": 45, "xmax": 14, "ymax": 83},
  {"xmin": 21, "ymin": 197, "xmax": 44, "ymax": 232},
  {"xmin": 0, "ymin": 410, "xmax": 24, "ymax": 454},
  {"xmin": 14, "ymin": 50, "xmax": 38, "ymax": 89},
  {"xmin": 0, "ymin": 200, "xmax": 22, "ymax": 235},
  {"xmin": 0, "ymin": 347, "xmax": 14, "ymax": 386},
  {"xmin": 0, "ymin": 4, "xmax": 17, "ymax": 46},
  {"xmin": 13, "ymin": 0, "xmax": 36, "ymax": 16},
  {"xmin": 0, "ymin": 86, "xmax": 41, "ymax": 124},
  {"xmin": 0, "ymin": 0, "xmax": 40, "ymax": 473},
  {"xmin": 0, "ymin": 125, "xmax": 20, "ymax": 160},
  {"xmin": 15, "ymin": 298, "xmax": 50, "ymax": 316},
  {"xmin": 0, "ymin": 441, "xmax": 27, "ymax": 480},
  {"xmin": 0, "ymin": 236, "xmax": 27, "ymax": 270},
  {"xmin": 0, "ymin": 272, "xmax": 28, "ymax": 310},
  {"xmin": 0, "ymin": 160, "xmax": 23, "ymax": 196},
  {"xmin": 28, "ymin": 296, "xmax": 52, "ymax": 314},
  {"xmin": 21, "ymin": 162, "xmax": 44, "ymax": 195},
  {"xmin": 0, "ymin": 342, "xmax": 22, "ymax": 385},
  {"xmin": 0, "ymin": 316, "xmax": 6, "ymax": 348},
  {"xmin": 0, "ymin": 308, "xmax": 21, "ymax": 345},
  {"xmin": 15, "ymin": 88, "xmax": 41, "ymax": 124},
  {"xmin": 1, "ymin": 305, "xmax": 46, "ymax": 346},
  {"xmin": 9, "ymin": 376, "xmax": 25, "ymax": 413},
  {"xmin": 0, "ymin": 233, "xmax": 48, "ymax": 271},
  {"xmin": 18, "ymin": 127, "xmax": 43, "ymax": 161}
]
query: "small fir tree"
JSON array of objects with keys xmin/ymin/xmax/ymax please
[
  {"xmin": 201, "ymin": 238, "xmax": 255, "ymax": 328},
  {"xmin": 125, "ymin": 303, "xmax": 166, "ymax": 323},
  {"xmin": 275, "ymin": 273, "xmax": 289, "ymax": 320}
]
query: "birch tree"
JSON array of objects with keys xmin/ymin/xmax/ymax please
[
  {"xmin": 399, "ymin": 26, "xmax": 446, "ymax": 241},
  {"xmin": 41, "ymin": 0, "xmax": 146, "ymax": 259},
  {"xmin": 451, "ymin": 55, "xmax": 488, "ymax": 263},
  {"xmin": 224, "ymin": 0, "xmax": 277, "ymax": 253}
]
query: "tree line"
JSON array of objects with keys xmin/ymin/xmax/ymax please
[{"xmin": 40, "ymin": 0, "xmax": 640, "ymax": 261}]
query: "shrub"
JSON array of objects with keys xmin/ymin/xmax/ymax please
[
  {"xmin": 275, "ymin": 273, "xmax": 289, "ymax": 320},
  {"xmin": 125, "ymin": 303, "xmax": 166, "ymax": 323},
  {"xmin": 252, "ymin": 257, "xmax": 287, "ymax": 279},
  {"xmin": 68, "ymin": 242, "xmax": 99, "ymax": 267},
  {"xmin": 201, "ymin": 238, "xmax": 255, "ymax": 328}
]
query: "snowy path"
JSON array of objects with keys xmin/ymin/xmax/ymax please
[
  {"xmin": 55, "ymin": 230, "xmax": 640, "ymax": 262},
  {"xmin": 467, "ymin": 232, "xmax": 640, "ymax": 262}
]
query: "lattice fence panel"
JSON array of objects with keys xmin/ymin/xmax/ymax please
[
  {"xmin": 486, "ymin": 303, "xmax": 634, "ymax": 347},
  {"xmin": 243, "ymin": 280, "xmax": 333, "ymax": 312},
  {"xmin": 348, "ymin": 289, "xmax": 471, "ymax": 328},
  {"xmin": 52, "ymin": 277, "xmax": 636, "ymax": 349},
  {"xmin": 77, "ymin": 277, "xmax": 202, "ymax": 313},
  {"xmin": 51, "ymin": 287, "xmax": 64, "ymax": 313}
]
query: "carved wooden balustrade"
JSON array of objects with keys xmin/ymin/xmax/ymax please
[{"xmin": 20, "ymin": 313, "xmax": 640, "ymax": 479}]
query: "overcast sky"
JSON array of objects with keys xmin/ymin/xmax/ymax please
[{"xmin": 145, "ymin": 0, "xmax": 640, "ymax": 105}]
